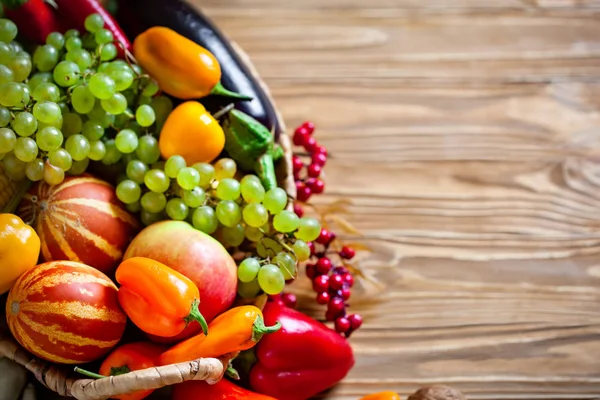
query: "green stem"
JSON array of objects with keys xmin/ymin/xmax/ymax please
[
  {"xmin": 74, "ymin": 367, "xmax": 106, "ymax": 380},
  {"xmin": 255, "ymin": 153, "xmax": 277, "ymax": 191},
  {"xmin": 251, "ymin": 315, "xmax": 281, "ymax": 342},
  {"xmin": 272, "ymin": 145, "xmax": 284, "ymax": 162},
  {"xmin": 226, "ymin": 364, "xmax": 240, "ymax": 380},
  {"xmin": 210, "ymin": 81, "xmax": 253, "ymax": 101},
  {"xmin": 110, "ymin": 365, "xmax": 131, "ymax": 376},
  {"xmin": 213, "ymin": 103, "xmax": 235, "ymax": 120},
  {"xmin": 183, "ymin": 298, "xmax": 209, "ymax": 336}
]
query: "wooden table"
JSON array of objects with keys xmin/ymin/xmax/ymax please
[{"xmin": 199, "ymin": 1, "xmax": 600, "ymax": 399}]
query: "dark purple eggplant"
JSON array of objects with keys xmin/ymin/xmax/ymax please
[{"xmin": 117, "ymin": 0, "xmax": 282, "ymax": 141}]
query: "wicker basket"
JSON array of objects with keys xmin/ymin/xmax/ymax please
[{"xmin": 0, "ymin": 41, "xmax": 295, "ymax": 400}]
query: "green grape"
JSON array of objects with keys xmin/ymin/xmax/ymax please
[
  {"xmin": 62, "ymin": 113, "xmax": 83, "ymax": 136},
  {"xmin": 0, "ymin": 82, "xmax": 24, "ymax": 107},
  {"xmin": 216, "ymin": 178, "xmax": 241, "ymax": 201},
  {"xmin": 116, "ymin": 179, "xmax": 141, "ymax": 204},
  {"xmin": 33, "ymin": 45, "xmax": 59, "ymax": 72},
  {"xmin": 141, "ymin": 191, "xmax": 167, "ymax": 213},
  {"xmin": 125, "ymin": 201, "xmax": 141, "ymax": 213},
  {"xmin": 214, "ymin": 158, "xmax": 237, "ymax": 180},
  {"xmin": 98, "ymin": 62, "xmax": 111, "ymax": 73},
  {"xmin": 244, "ymin": 226, "xmax": 264, "ymax": 242},
  {"xmin": 243, "ymin": 203, "xmax": 269, "ymax": 228},
  {"xmin": 126, "ymin": 159, "xmax": 148, "ymax": 184},
  {"xmin": 64, "ymin": 29, "xmax": 79, "ymax": 39},
  {"xmin": 115, "ymin": 129, "xmax": 138, "ymax": 154},
  {"xmin": 36, "ymin": 127, "xmax": 63, "ymax": 151},
  {"xmin": 94, "ymin": 29, "xmax": 113, "ymax": 44},
  {"xmin": 71, "ymin": 85, "xmax": 96, "ymax": 114},
  {"xmin": 81, "ymin": 34, "xmax": 97, "ymax": 50},
  {"xmin": 66, "ymin": 48, "xmax": 92, "ymax": 71},
  {"xmin": 0, "ymin": 128, "xmax": 16, "ymax": 152},
  {"xmin": 135, "ymin": 105, "xmax": 155, "ymax": 127},
  {"xmin": 150, "ymin": 95, "xmax": 173, "ymax": 130},
  {"xmin": 131, "ymin": 64, "xmax": 142, "ymax": 75},
  {"xmin": 101, "ymin": 92, "xmax": 127, "ymax": 115},
  {"xmin": 107, "ymin": 60, "xmax": 129, "ymax": 71},
  {"xmin": 166, "ymin": 198, "xmax": 189, "ymax": 221},
  {"xmin": 14, "ymin": 137, "xmax": 38, "ymax": 162},
  {"xmin": 65, "ymin": 134, "xmax": 90, "ymax": 161},
  {"xmin": 101, "ymin": 139, "xmax": 122, "ymax": 165},
  {"xmin": 140, "ymin": 210, "xmax": 163, "ymax": 226},
  {"xmin": 9, "ymin": 42, "xmax": 23, "ymax": 53},
  {"xmin": 12, "ymin": 112, "xmax": 37, "ymax": 137},
  {"xmin": 0, "ymin": 65, "xmax": 13, "ymax": 84},
  {"xmin": 3, "ymin": 152, "xmax": 26, "ymax": 180},
  {"xmin": 263, "ymin": 188, "xmax": 288, "ymax": 214},
  {"xmin": 177, "ymin": 167, "xmax": 200, "ymax": 191},
  {"xmin": 136, "ymin": 135, "xmax": 160, "ymax": 164},
  {"xmin": 239, "ymin": 175, "xmax": 264, "ymax": 203},
  {"xmin": 46, "ymin": 32, "xmax": 65, "ymax": 49},
  {"xmin": 107, "ymin": 68, "xmax": 134, "ymax": 92},
  {"xmin": 68, "ymin": 158, "xmax": 89, "ymax": 176},
  {"xmin": 65, "ymin": 36, "xmax": 82, "ymax": 52},
  {"xmin": 0, "ymin": 19, "xmax": 17, "ymax": 43},
  {"xmin": 32, "ymin": 82, "xmax": 60, "ymax": 102},
  {"xmin": 88, "ymin": 140, "xmax": 106, "ymax": 161},
  {"xmin": 100, "ymin": 43, "xmax": 117, "ymax": 61},
  {"xmin": 273, "ymin": 210, "xmax": 300, "ymax": 233},
  {"xmin": 33, "ymin": 101, "xmax": 61, "ymax": 124},
  {"xmin": 273, "ymin": 252, "xmax": 297, "ymax": 280},
  {"xmin": 43, "ymin": 161, "xmax": 64, "ymax": 185},
  {"xmin": 88, "ymin": 73, "xmax": 115, "ymax": 99},
  {"xmin": 27, "ymin": 72, "xmax": 52, "ymax": 91},
  {"xmin": 257, "ymin": 264, "xmax": 285, "ymax": 295},
  {"xmin": 8, "ymin": 55, "xmax": 32, "ymax": 82},
  {"xmin": 122, "ymin": 152, "xmax": 137, "ymax": 165},
  {"xmin": 182, "ymin": 187, "xmax": 205, "ymax": 208},
  {"xmin": 57, "ymin": 101, "xmax": 69, "ymax": 115},
  {"xmin": 0, "ymin": 42, "xmax": 11, "ymax": 64},
  {"xmin": 192, "ymin": 206, "xmax": 218, "ymax": 234},
  {"xmin": 0, "ymin": 106, "xmax": 9, "ymax": 127},
  {"xmin": 144, "ymin": 169, "xmax": 170, "ymax": 193},
  {"xmin": 222, "ymin": 223, "xmax": 245, "ymax": 247},
  {"xmin": 292, "ymin": 240, "xmax": 311, "ymax": 262},
  {"xmin": 216, "ymin": 200, "xmax": 241, "ymax": 228},
  {"xmin": 165, "ymin": 155, "xmax": 186, "ymax": 178},
  {"xmin": 237, "ymin": 258, "xmax": 260, "ymax": 283},
  {"xmin": 53, "ymin": 61, "xmax": 80, "ymax": 87},
  {"xmin": 294, "ymin": 217, "xmax": 322, "ymax": 242},
  {"xmin": 25, "ymin": 158, "xmax": 44, "ymax": 181},
  {"xmin": 141, "ymin": 80, "xmax": 159, "ymax": 97},
  {"xmin": 237, "ymin": 279, "xmax": 262, "ymax": 298},
  {"xmin": 113, "ymin": 110, "xmax": 132, "ymax": 128},
  {"xmin": 87, "ymin": 102, "xmax": 114, "ymax": 128},
  {"xmin": 151, "ymin": 161, "xmax": 165, "ymax": 171},
  {"xmin": 192, "ymin": 163, "xmax": 215, "ymax": 189},
  {"xmin": 85, "ymin": 14, "xmax": 105, "ymax": 33},
  {"xmin": 47, "ymin": 148, "xmax": 72, "ymax": 170},
  {"xmin": 82, "ymin": 121, "xmax": 104, "ymax": 140}
]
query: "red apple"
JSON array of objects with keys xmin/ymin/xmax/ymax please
[{"xmin": 123, "ymin": 220, "xmax": 238, "ymax": 342}]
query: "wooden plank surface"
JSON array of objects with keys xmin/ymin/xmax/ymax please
[{"xmin": 194, "ymin": 1, "xmax": 600, "ymax": 399}]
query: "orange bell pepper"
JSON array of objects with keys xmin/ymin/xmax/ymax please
[
  {"xmin": 115, "ymin": 257, "xmax": 209, "ymax": 338},
  {"xmin": 133, "ymin": 26, "xmax": 251, "ymax": 101},
  {"xmin": 172, "ymin": 379, "xmax": 276, "ymax": 400},
  {"xmin": 158, "ymin": 305, "xmax": 280, "ymax": 366},
  {"xmin": 360, "ymin": 391, "xmax": 402, "ymax": 400},
  {"xmin": 0, "ymin": 213, "xmax": 40, "ymax": 294}
]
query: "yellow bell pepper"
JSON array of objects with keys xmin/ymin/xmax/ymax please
[{"xmin": 0, "ymin": 214, "xmax": 40, "ymax": 294}]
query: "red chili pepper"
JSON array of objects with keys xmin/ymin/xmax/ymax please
[
  {"xmin": 172, "ymin": 379, "xmax": 276, "ymax": 400},
  {"xmin": 3, "ymin": 0, "xmax": 66, "ymax": 44},
  {"xmin": 52, "ymin": 0, "xmax": 131, "ymax": 57},
  {"xmin": 246, "ymin": 299, "xmax": 355, "ymax": 400}
]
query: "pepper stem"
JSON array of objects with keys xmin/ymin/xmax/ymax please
[
  {"xmin": 251, "ymin": 315, "xmax": 281, "ymax": 342},
  {"xmin": 211, "ymin": 81, "xmax": 253, "ymax": 101},
  {"xmin": 184, "ymin": 298, "xmax": 209, "ymax": 336},
  {"xmin": 110, "ymin": 365, "xmax": 131, "ymax": 376},
  {"xmin": 74, "ymin": 367, "xmax": 107, "ymax": 380},
  {"xmin": 255, "ymin": 153, "xmax": 277, "ymax": 191}
]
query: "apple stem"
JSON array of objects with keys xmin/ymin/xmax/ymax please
[{"xmin": 184, "ymin": 298, "xmax": 209, "ymax": 336}]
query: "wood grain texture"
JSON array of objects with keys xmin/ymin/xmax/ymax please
[{"xmin": 193, "ymin": 0, "xmax": 600, "ymax": 399}]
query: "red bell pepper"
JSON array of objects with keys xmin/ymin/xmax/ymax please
[
  {"xmin": 247, "ymin": 299, "xmax": 355, "ymax": 400},
  {"xmin": 3, "ymin": 0, "xmax": 66, "ymax": 44},
  {"xmin": 172, "ymin": 379, "xmax": 276, "ymax": 400}
]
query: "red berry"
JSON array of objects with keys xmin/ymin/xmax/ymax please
[
  {"xmin": 312, "ymin": 152, "xmax": 327, "ymax": 167},
  {"xmin": 307, "ymin": 164, "xmax": 322, "ymax": 178},
  {"xmin": 312, "ymin": 275, "xmax": 329, "ymax": 292},
  {"xmin": 325, "ymin": 310, "xmax": 339, "ymax": 321},
  {"xmin": 341, "ymin": 287, "xmax": 351, "ymax": 300},
  {"xmin": 339, "ymin": 246, "xmax": 356, "ymax": 260},
  {"xmin": 281, "ymin": 293, "xmax": 297, "ymax": 308},
  {"xmin": 292, "ymin": 156, "xmax": 304, "ymax": 173},
  {"xmin": 293, "ymin": 203, "xmax": 304, "ymax": 217},
  {"xmin": 305, "ymin": 264, "xmax": 316, "ymax": 279},
  {"xmin": 330, "ymin": 274, "xmax": 344, "ymax": 290},
  {"xmin": 348, "ymin": 314, "xmax": 363, "ymax": 330},
  {"xmin": 302, "ymin": 121, "xmax": 315, "ymax": 134},
  {"xmin": 316, "ymin": 257, "xmax": 332, "ymax": 274},
  {"xmin": 316, "ymin": 229, "xmax": 333, "ymax": 245},
  {"xmin": 307, "ymin": 241, "xmax": 316, "ymax": 255},
  {"xmin": 293, "ymin": 129, "xmax": 309, "ymax": 146},
  {"xmin": 297, "ymin": 185, "xmax": 312, "ymax": 202},
  {"xmin": 315, "ymin": 145, "xmax": 328, "ymax": 156},
  {"xmin": 342, "ymin": 273, "xmax": 354, "ymax": 287},
  {"xmin": 335, "ymin": 317, "xmax": 351, "ymax": 333},
  {"xmin": 308, "ymin": 179, "xmax": 325, "ymax": 194},
  {"xmin": 328, "ymin": 297, "xmax": 345, "ymax": 314},
  {"xmin": 316, "ymin": 292, "xmax": 330, "ymax": 304},
  {"xmin": 304, "ymin": 136, "xmax": 318, "ymax": 153}
]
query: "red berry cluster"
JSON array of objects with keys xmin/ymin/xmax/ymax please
[{"xmin": 291, "ymin": 121, "xmax": 362, "ymax": 337}]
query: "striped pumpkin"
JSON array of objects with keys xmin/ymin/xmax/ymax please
[
  {"xmin": 6, "ymin": 261, "xmax": 127, "ymax": 364},
  {"xmin": 17, "ymin": 174, "xmax": 140, "ymax": 276}
]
